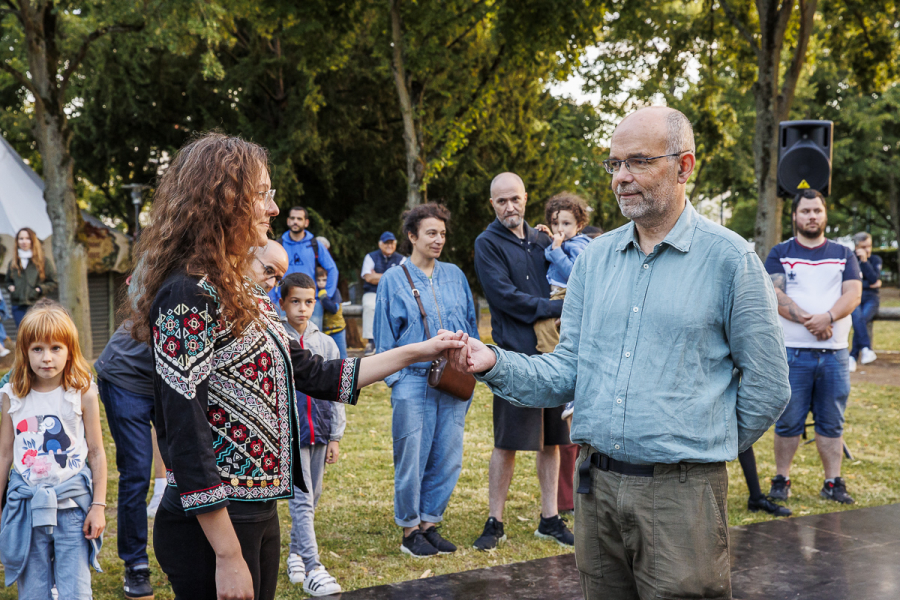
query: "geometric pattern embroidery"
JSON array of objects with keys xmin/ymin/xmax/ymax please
[{"xmin": 154, "ymin": 276, "xmax": 360, "ymax": 512}]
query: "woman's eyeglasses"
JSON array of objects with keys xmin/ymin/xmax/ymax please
[{"xmin": 257, "ymin": 189, "xmax": 277, "ymax": 202}]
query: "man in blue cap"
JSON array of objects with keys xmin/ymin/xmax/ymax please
[{"xmin": 361, "ymin": 231, "xmax": 405, "ymax": 355}]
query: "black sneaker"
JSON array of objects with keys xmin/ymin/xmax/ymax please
[
  {"xmin": 535, "ymin": 514, "xmax": 574, "ymax": 546},
  {"xmin": 401, "ymin": 530, "xmax": 438, "ymax": 557},
  {"xmin": 748, "ymin": 496, "xmax": 792, "ymax": 517},
  {"xmin": 124, "ymin": 564, "xmax": 154, "ymax": 600},
  {"xmin": 473, "ymin": 517, "xmax": 506, "ymax": 551},
  {"xmin": 768, "ymin": 475, "xmax": 791, "ymax": 501},
  {"xmin": 821, "ymin": 477, "xmax": 855, "ymax": 504},
  {"xmin": 421, "ymin": 526, "xmax": 457, "ymax": 554}
]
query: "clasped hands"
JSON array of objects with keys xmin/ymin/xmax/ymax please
[
  {"xmin": 799, "ymin": 311, "xmax": 833, "ymax": 341},
  {"xmin": 436, "ymin": 330, "xmax": 497, "ymax": 374}
]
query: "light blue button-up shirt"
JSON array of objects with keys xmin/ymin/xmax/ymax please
[{"xmin": 479, "ymin": 202, "xmax": 791, "ymax": 464}]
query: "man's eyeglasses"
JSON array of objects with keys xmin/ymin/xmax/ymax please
[
  {"xmin": 602, "ymin": 152, "xmax": 689, "ymax": 175},
  {"xmin": 257, "ymin": 189, "xmax": 277, "ymax": 202},
  {"xmin": 255, "ymin": 257, "xmax": 283, "ymax": 284}
]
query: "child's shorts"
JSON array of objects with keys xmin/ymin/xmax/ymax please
[{"xmin": 534, "ymin": 287, "xmax": 567, "ymax": 353}]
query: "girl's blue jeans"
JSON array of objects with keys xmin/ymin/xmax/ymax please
[
  {"xmin": 17, "ymin": 507, "xmax": 92, "ymax": 600},
  {"xmin": 391, "ymin": 373, "xmax": 470, "ymax": 528}
]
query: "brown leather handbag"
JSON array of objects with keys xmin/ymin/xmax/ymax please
[{"xmin": 401, "ymin": 265, "xmax": 476, "ymax": 401}]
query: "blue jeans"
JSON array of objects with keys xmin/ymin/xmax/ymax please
[
  {"xmin": 12, "ymin": 305, "xmax": 28, "ymax": 327},
  {"xmin": 98, "ymin": 379, "xmax": 155, "ymax": 567},
  {"xmin": 776, "ymin": 348, "xmax": 851, "ymax": 438},
  {"xmin": 17, "ymin": 507, "xmax": 92, "ymax": 600},
  {"xmin": 312, "ymin": 302, "xmax": 324, "ymax": 330},
  {"xmin": 391, "ymin": 373, "xmax": 470, "ymax": 527},
  {"xmin": 850, "ymin": 293, "xmax": 880, "ymax": 359},
  {"xmin": 328, "ymin": 329, "xmax": 347, "ymax": 359}
]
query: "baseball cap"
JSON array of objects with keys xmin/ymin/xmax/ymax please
[{"xmin": 380, "ymin": 231, "xmax": 397, "ymax": 243}]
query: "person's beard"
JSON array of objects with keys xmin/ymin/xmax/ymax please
[
  {"xmin": 616, "ymin": 179, "xmax": 676, "ymax": 225},
  {"xmin": 797, "ymin": 220, "xmax": 825, "ymax": 238},
  {"xmin": 498, "ymin": 213, "xmax": 523, "ymax": 229},
  {"xmin": 290, "ymin": 223, "xmax": 304, "ymax": 233}
]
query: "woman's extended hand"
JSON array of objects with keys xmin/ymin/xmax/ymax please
[
  {"xmin": 440, "ymin": 330, "xmax": 497, "ymax": 374},
  {"xmin": 416, "ymin": 331, "xmax": 467, "ymax": 362}
]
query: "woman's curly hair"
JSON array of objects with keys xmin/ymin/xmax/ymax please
[
  {"xmin": 544, "ymin": 192, "xmax": 590, "ymax": 229},
  {"xmin": 128, "ymin": 133, "xmax": 269, "ymax": 343}
]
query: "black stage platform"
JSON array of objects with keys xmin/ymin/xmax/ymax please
[{"xmin": 335, "ymin": 503, "xmax": 900, "ymax": 600}]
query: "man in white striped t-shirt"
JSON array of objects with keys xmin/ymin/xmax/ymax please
[{"xmin": 764, "ymin": 189, "xmax": 862, "ymax": 505}]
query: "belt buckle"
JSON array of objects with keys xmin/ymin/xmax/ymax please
[{"xmin": 599, "ymin": 454, "xmax": 610, "ymax": 472}]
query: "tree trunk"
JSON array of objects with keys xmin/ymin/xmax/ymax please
[
  {"xmin": 389, "ymin": 0, "xmax": 425, "ymax": 209},
  {"xmin": 750, "ymin": 0, "xmax": 817, "ymax": 261},
  {"xmin": 22, "ymin": 1, "xmax": 94, "ymax": 357},
  {"xmin": 889, "ymin": 170, "xmax": 900, "ymax": 248}
]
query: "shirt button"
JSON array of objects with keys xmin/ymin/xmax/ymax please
[
  {"xmin": 615, "ymin": 444, "xmax": 620, "ymax": 450},
  {"xmin": 616, "ymin": 398, "xmax": 622, "ymax": 404},
  {"xmin": 633, "ymin": 306, "xmax": 639, "ymax": 312},
  {"xmin": 625, "ymin": 352, "xmax": 631, "ymax": 358},
  {"xmin": 526, "ymin": 275, "xmax": 529, "ymax": 279},
  {"xmin": 643, "ymin": 264, "xmax": 649, "ymax": 269}
]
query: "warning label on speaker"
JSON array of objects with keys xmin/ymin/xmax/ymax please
[{"xmin": 797, "ymin": 179, "xmax": 810, "ymax": 189}]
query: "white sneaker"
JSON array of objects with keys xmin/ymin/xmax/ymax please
[
  {"xmin": 561, "ymin": 401, "xmax": 574, "ymax": 420},
  {"xmin": 147, "ymin": 492, "xmax": 163, "ymax": 518},
  {"xmin": 287, "ymin": 553, "xmax": 306, "ymax": 585},
  {"xmin": 0, "ymin": 346, "xmax": 9, "ymax": 357},
  {"xmin": 860, "ymin": 347, "xmax": 877, "ymax": 365},
  {"xmin": 849, "ymin": 357, "xmax": 857, "ymax": 373},
  {"xmin": 304, "ymin": 566, "xmax": 341, "ymax": 596},
  {"xmin": 51, "ymin": 586, "xmax": 58, "ymax": 600}
]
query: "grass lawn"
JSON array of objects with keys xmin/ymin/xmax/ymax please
[
  {"xmin": 2, "ymin": 377, "xmax": 899, "ymax": 599},
  {"xmin": 0, "ymin": 289, "xmax": 897, "ymax": 598}
]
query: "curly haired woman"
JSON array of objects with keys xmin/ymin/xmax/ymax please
[{"xmin": 128, "ymin": 133, "xmax": 464, "ymax": 600}]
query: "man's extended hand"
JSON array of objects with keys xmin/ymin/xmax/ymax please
[{"xmin": 439, "ymin": 330, "xmax": 497, "ymax": 374}]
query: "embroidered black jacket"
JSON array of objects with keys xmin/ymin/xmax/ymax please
[{"xmin": 151, "ymin": 273, "xmax": 360, "ymax": 515}]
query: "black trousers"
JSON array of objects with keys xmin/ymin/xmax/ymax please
[{"xmin": 153, "ymin": 507, "xmax": 281, "ymax": 600}]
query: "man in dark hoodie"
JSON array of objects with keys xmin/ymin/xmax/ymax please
[
  {"xmin": 471, "ymin": 172, "xmax": 572, "ymax": 551},
  {"xmin": 268, "ymin": 206, "xmax": 340, "ymax": 329}
]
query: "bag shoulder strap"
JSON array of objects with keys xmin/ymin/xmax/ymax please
[
  {"xmin": 310, "ymin": 236, "xmax": 320, "ymax": 266},
  {"xmin": 401, "ymin": 264, "xmax": 433, "ymax": 339}
]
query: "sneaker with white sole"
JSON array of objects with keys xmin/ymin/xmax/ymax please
[
  {"xmin": 561, "ymin": 401, "xmax": 574, "ymax": 420},
  {"xmin": 0, "ymin": 346, "xmax": 10, "ymax": 357},
  {"xmin": 860, "ymin": 347, "xmax": 877, "ymax": 365},
  {"xmin": 287, "ymin": 553, "xmax": 306, "ymax": 585},
  {"xmin": 304, "ymin": 566, "xmax": 342, "ymax": 596},
  {"xmin": 849, "ymin": 357, "xmax": 857, "ymax": 372}
]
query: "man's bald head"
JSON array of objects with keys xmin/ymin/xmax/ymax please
[
  {"xmin": 490, "ymin": 172, "xmax": 526, "ymax": 199},
  {"xmin": 609, "ymin": 107, "xmax": 696, "ymax": 227},
  {"xmin": 250, "ymin": 240, "xmax": 289, "ymax": 292},
  {"xmin": 489, "ymin": 172, "xmax": 528, "ymax": 232}
]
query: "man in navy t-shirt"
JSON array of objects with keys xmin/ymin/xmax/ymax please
[
  {"xmin": 764, "ymin": 189, "xmax": 862, "ymax": 505},
  {"xmin": 849, "ymin": 231, "xmax": 883, "ymax": 371}
]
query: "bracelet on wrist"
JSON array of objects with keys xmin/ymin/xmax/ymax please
[
  {"xmin": 827, "ymin": 311, "xmax": 834, "ymax": 323},
  {"xmin": 91, "ymin": 501, "xmax": 107, "ymax": 507}
]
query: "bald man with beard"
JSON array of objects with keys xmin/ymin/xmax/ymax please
[
  {"xmin": 471, "ymin": 171, "xmax": 573, "ymax": 552},
  {"xmin": 250, "ymin": 240, "xmax": 290, "ymax": 294},
  {"xmin": 452, "ymin": 107, "xmax": 791, "ymax": 598}
]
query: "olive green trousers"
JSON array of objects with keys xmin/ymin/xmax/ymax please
[{"xmin": 575, "ymin": 445, "xmax": 731, "ymax": 600}]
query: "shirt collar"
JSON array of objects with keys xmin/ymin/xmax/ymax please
[{"xmin": 614, "ymin": 202, "xmax": 697, "ymax": 254}]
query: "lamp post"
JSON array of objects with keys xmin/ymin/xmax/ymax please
[{"xmin": 121, "ymin": 184, "xmax": 149, "ymax": 238}]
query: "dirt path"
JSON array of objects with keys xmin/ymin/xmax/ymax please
[{"xmin": 852, "ymin": 350, "xmax": 900, "ymax": 387}]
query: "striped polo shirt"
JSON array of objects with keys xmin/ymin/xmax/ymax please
[{"xmin": 764, "ymin": 238, "xmax": 861, "ymax": 349}]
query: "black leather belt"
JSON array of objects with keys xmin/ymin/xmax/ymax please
[{"xmin": 577, "ymin": 451, "xmax": 654, "ymax": 494}]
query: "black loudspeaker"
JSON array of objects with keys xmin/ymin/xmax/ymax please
[{"xmin": 777, "ymin": 120, "xmax": 833, "ymax": 197}]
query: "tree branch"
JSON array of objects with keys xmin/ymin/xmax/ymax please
[
  {"xmin": 0, "ymin": 60, "xmax": 36, "ymax": 95},
  {"xmin": 0, "ymin": 4, "xmax": 23, "ymax": 26},
  {"xmin": 719, "ymin": 0, "xmax": 760, "ymax": 58},
  {"xmin": 777, "ymin": 0, "xmax": 817, "ymax": 120},
  {"xmin": 774, "ymin": 0, "xmax": 794, "ymax": 44},
  {"xmin": 60, "ymin": 23, "xmax": 144, "ymax": 94}
]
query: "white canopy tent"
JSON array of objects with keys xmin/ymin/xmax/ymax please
[{"xmin": 0, "ymin": 135, "xmax": 53, "ymax": 239}]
